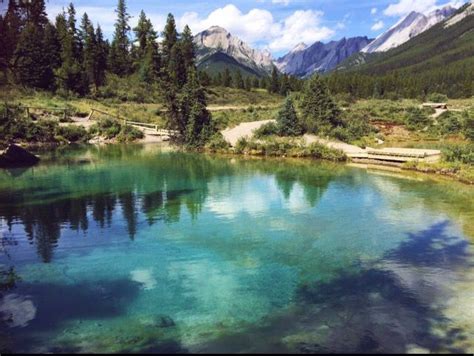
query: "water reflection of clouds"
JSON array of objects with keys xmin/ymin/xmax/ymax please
[
  {"xmin": 205, "ymin": 177, "xmax": 312, "ymax": 220},
  {"xmin": 0, "ymin": 294, "xmax": 36, "ymax": 328}
]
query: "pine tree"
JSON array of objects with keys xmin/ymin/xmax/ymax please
[
  {"xmin": 252, "ymin": 76, "xmax": 260, "ymax": 89},
  {"xmin": 1, "ymin": 0, "xmax": 24, "ymax": 75},
  {"xmin": 198, "ymin": 71, "xmax": 211, "ymax": 86},
  {"xmin": 245, "ymin": 77, "xmax": 252, "ymax": 91},
  {"xmin": 56, "ymin": 10, "xmax": 87, "ymax": 95},
  {"xmin": 277, "ymin": 97, "xmax": 303, "ymax": 136},
  {"xmin": 161, "ymin": 13, "xmax": 178, "ymax": 69},
  {"xmin": 234, "ymin": 70, "xmax": 244, "ymax": 89},
  {"xmin": 81, "ymin": 13, "xmax": 96, "ymax": 91},
  {"xmin": 178, "ymin": 67, "xmax": 214, "ymax": 147},
  {"xmin": 15, "ymin": 23, "xmax": 55, "ymax": 89},
  {"xmin": 94, "ymin": 25, "xmax": 108, "ymax": 88},
  {"xmin": 223, "ymin": 68, "xmax": 232, "ymax": 87},
  {"xmin": 180, "ymin": 25, "xmax": 195, "ymax": 69},
  {"xmin": 109, "ymin": 0, "xmax": 131, "ymax": 76},
  {"xmin": 214, "ymin": 72, "xmax": 223, "ymax": 86},
  {"xmin": 133, "ymin": 10, "xmax": 156, "ymax": 61},
  {"xmin": 139, "ymin": 41, "xmax": 161, "ymax": 84},
  {"xmin": 300, "ymin": 75, "xmax": 342, "ymax": 134},
  {"xmin": 269, "ymin": 66, "xmax": 280, "ymax": 94},
  {"xmin": 280, "ymin": 74, "xmax": 290, "ymax": 96}
]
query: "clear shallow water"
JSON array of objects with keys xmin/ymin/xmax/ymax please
[{"xmin": 0, "ymin": 144, "xmax": 473, "ymax": 353}]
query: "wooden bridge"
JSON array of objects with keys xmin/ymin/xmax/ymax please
[{"xmin": 10, "ymin": 104, "xmax": 176, "ymax": 138}]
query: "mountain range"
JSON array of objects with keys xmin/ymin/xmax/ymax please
[
  {"xmin": 193, "ymin": 2, "xmax": 472, "ymax": 79},
  {"xmin": 362, "ymin": 6, "xmax": 457, "ymax": 53}
]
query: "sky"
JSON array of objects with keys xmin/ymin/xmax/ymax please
[{"xmin": 1, "ymin": 0, "xmax": 468, "ymax": 56}]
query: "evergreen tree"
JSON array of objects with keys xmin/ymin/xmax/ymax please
[
  {"xmin": 300, "ymin": 75, "xmax": 342, "ymax": 134},
  {"xmin": 56, "ymin": 10, "xmax": 87, "ymax": 95},
  {"xmin": 198, "ymin": 71, "xmax": 211, "ymax": 87},
  {"xmin": 1, "ymin": 0, "xmax": 24, "ymax": 75},
  {"xmin": 223, "ymin": 68, "xmax": 232, "ymax": 87},
  {"xmin": 80, "ymin": 13, "xmax": 96, "ymax": 91},
  {"xmin": 180, "ymin": 25, "xmax": 195, "ymax": 69},
  {"xmin": 252, "ymin": 76, "xmax": 260, "ymax": 89},
  {"xmin": 15, "ymin": 23, "xmax": 55, "ymax": 89},
  {"xmin": 269, "ymin": 66, "xmax": 280, "ymax": 94},
  {"xmin": 161, "ymin": 13, "xmax": 178, "ymax": 69},
  {"xmin": 277, "ymin": 97, "xmax": 303, "ymax": 136},
  {"xmin": 280, "ymin": 74, "xmax": 290, "ymax": 96},
  {"xmin": 94, "ymin": 25, "xmax": 108, "ymax": 88},
  {"xmin": 133, "ymin": 10, "xmax": 156, "ymax": 61},
  {"xmin": 109, "ymin": 0, "xmax": 131, "ymax": 76},
  {"xmin": 139, "ymin": 41, "xmax": 161, "ymax": 84},
  {"xmin": 178, "ymin": 67, "xmax": 214, "ymax": 147},
  {"xmin": 245, "ymin": 76, "xmax": 252, "ymax": 91},
  {"xmin": 234, "ymin": 70, "xmax": 244, "ymax": 89},
  {"xmin": 214, "ymin": 72, "xmax": 223, "ymax": 86}
]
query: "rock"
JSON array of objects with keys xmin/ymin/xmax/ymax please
[
  {"xmin": 155, "ymin": 315, "xmax": 175, "ymax": 328},
  {"xmin": 0, "ymin": 144, "xmax": 40, "ymax": 168}
]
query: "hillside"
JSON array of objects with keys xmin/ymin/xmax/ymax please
[{"xmin": 329, "ymin": 3, "xmax": 474, "ymax": 98}]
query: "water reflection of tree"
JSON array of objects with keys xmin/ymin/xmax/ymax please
[{"xmin": 0, "ymin": 150, "xmax": 343, "ymax": 263}]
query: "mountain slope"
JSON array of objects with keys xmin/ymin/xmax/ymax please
[
  {"xmin": 275, "ymin": 37, "xmax": 372, "ymax": 77},
  {"xmin": 194, "ymin": 26, "xmax": 273, "ymax": 77},
  {"xmin": 362, "ymin": 6, "xmax": 457, "ymax": 53},
  {"xmin": 352, "ymin": 2, "xmax": 474, "ymax": 76}
]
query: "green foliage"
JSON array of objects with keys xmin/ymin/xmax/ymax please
[
  {"xmin": 109, "ymin": 0, "xmax": 132, "ymax": 76},
  {"xmin": 269, "ymin": 66, "xmax": 280, "ymax": 94},
  {"xmin": 116, "ymin": 125, "xmax": 145, "ymax": 143},
  {"xmin": 205, "ymin": 133, "xmax": 230, "ymax": 152},
  {"xmin": 56, "ymin": 125, "xmax": 90, "ymax": 143},
  {"xmin": 300, "ymin": 75, "xmax": 342, "ymax": 134},
  {"xmin": 254, "ymin": 122, "xmax": 279, "ymax": 138},
  {"xmin": 89, "ymin": 117, "xmax": 144, "ymax": 142},
  {"xmin": 443, "ymin": 144, "xmax": 474, "ymax": 165},
  {"xmin": 463, "ymin": 113, "xmax": 474, "ymax": 141},
  {"xmin": 427, "ymin": 93, "xmax": 448, "ymax": 103},
  {"xmin": 234, "ymin": 136, "xmax": 347, "ymax": 161},
  {"xmin": 276, "ymin": 97, "xmax": 303, "ymax": 136},
  {"xmin": 405, "ymin": 107, "xmax": 431, "ymax": 131}
]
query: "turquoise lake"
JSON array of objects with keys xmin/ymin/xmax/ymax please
[{"xmin": 0, "ymin": 144, "xmax": 473, "ymax": 353}]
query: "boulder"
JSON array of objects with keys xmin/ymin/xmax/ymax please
[{"xmin": 0, "ymin": 144, "xmax": 40, "ymax": 168}]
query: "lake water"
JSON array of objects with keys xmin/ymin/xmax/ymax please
[{"xmin": 0, "ymin": 144, "xmax": 473, "ymax": 353}]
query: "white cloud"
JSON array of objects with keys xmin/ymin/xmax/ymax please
[
  {"xmin": 371, "ymin": 8, "xmax": 378, "ymax": 15},
  {"xmin": 269, "ymin": 10, "xmax": 334, "ymax": 51},
  {"xmin": 272, "ymin": 0, "xmax": 291, "ymax": 5},
  {"xmin": 46, "ymin": 3, "xmax": 336, "ymax": 54},
  {"xmin": 371, "ymin": 20, "xmax": 385, "ymax": 31},
  {"xmin": 178, "ymin": 5, "xmax": 334, "ymax": 52}
]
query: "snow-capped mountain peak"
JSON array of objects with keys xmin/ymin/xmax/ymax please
[
  {"xmin": 291, "ymin": 43, "xmax": 308, "ymax": 53},
  {"xmin": 362, "ymin": 5, "xmax": 457, "ymax": 53}
]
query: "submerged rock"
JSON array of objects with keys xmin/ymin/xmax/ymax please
[
  {"xmin": 155, "ymin": 315, "xmax": 175, "ymax": 328},
  {"xmin": 0, "ymin": 144, "xmax": 40, "ymax": 168}
]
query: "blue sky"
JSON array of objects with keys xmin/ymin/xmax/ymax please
[{"xmin": 2, "ymin": 0, "xmax": 467, "ymax": 56}]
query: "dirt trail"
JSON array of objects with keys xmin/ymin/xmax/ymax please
[{"xmin": 221, "ymin": 120, "xmax": 274, "ymax": 147}]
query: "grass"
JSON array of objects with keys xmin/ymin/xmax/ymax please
[{"xmin": 233, "ymin": 136, "xmax": 347, "ymax": 161}]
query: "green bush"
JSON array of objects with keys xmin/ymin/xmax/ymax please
[
  {"xmin": 437, "ymin": 111, "xmax": 462, "ymax": 135},
  {"xmin": 427, "ymin": 93, "xmax": 448, "ymax": 103},
  {"xmin": 443, "ymin": 144, "xmax": 474, "ymax": 165},
  {"xmin": 405, "ymin": 107, "xmax": 431, "ymax": 130},
  {"xmin": 463, "ymin": 113, "xmax": 474, "ymax": 141},
  {"xmin": 254, "ymin": 122, "xmax": 279, "ymax": 138},
  {"xmin": 116, "ymin": 125, "xmax": 144, "ymax": 143},
  {"xmin": 56, "ymin": 125, "xmax": 90, "ymax": 143},
  {"xmin": 205, "ymin": 133, "xmax": 230, "ymax": 151}
]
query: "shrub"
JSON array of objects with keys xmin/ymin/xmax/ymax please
[
  {"xmin": 254, "ymin": 122, "xmax": 279, "ymax": 138},
  {"xmin": 427, "ymin": 93, "xmax": 448, "ymax": 103},
  {"xmin": 56, "ymin": 125, "xmax": 90, "ymax": 143},
  {"xmin": 443, "ymin": 144, "xmax": 474, "ymax": 165},
  {"xmin": 116, "ymin": 125, "xmax": 144, "ymax": 143},
  {"xmin": 463, "ymin": 113, "xmax": 474, "ymax": 141},
  {"xmin": 205, "ymin": 133, "xmax": 230, "ymax": 151},
  {"xmin": 437, "ymin": 111, "xmax": 462, "ymax": 135},
  {"xmin": 405, "ymin": 107, "xmax": 431, "ymax": 130}
]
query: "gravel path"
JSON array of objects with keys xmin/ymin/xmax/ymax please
[{"xmin": 221, "ymin": 120, "xmax": 274, "ymax": 147}]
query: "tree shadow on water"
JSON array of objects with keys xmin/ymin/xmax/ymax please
[{"xmin": 292, "ymin": 221, "xmax": 472, "ymax": 354}]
